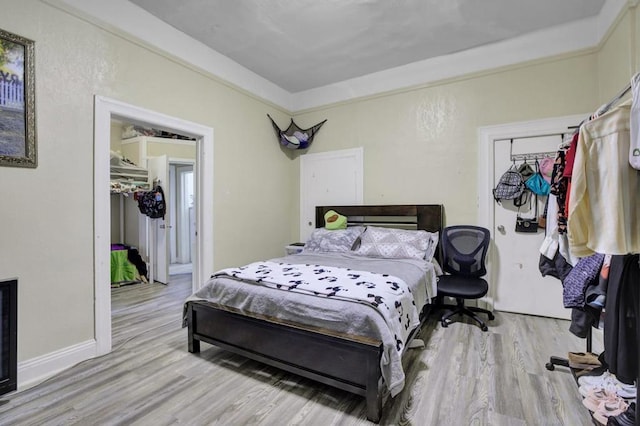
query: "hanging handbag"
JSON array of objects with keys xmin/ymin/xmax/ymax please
[
  {"xmin": 515, "ymin": 215, "xmax": 539, "ymax": 233},
  {"xmin": 493, "ymin": 165, "xmax": 525, "ymax": 203},
  {"xmin": 515, "ymin": 193, "xmax": 539, "ymax": 233},
  {"xmin": 525, "ymin": 160, "xmax": 551, "ymax": 196}
]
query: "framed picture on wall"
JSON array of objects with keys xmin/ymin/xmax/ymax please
[{"xmin": 0, "ymin": 28, "xmax": 36, "ymax": 168}]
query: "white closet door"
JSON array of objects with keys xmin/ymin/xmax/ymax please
[
  {"xmin": 300, "ymin": 148, "xmax": 363, "ymax": 243},
  {"xmin": 492, "ymin": 137, "xmax": 569, "ymax": 319},
  {"xmin": 147, "ymin": 155, "xmax": 170, "ymax": 284}
]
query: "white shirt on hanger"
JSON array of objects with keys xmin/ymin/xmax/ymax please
[{"xmin": 568, "ymin": 100, "xmax": 640, "ymax": 257}]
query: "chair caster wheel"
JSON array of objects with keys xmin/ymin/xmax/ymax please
[
  {"xmin": 545, "ymin": 362, "xmax": 555, "ymax": 371},
  {"xmin": 481, "ymin": 325, "xmax": 488, "ymax": 332},
  {"xmin": 488, "ymin": 313, "xmax": 495, "ymax": 320},
  {"xmin": 441, "ymin": 320, "xmax": 449, "ymax": 328}
]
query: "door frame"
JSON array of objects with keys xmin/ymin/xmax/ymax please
[
  {"xmin": 94, "ymin": 96, "xmax": 214, "ymax": 356},
  {"xmin": 477, "ymin": 113, "xmax": 585, "ymax": 309}
]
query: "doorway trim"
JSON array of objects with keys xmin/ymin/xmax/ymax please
[
  {"xmin": 477, "ymin": 113, "xmax": 585, "ymax": 309},
  {"xmin": 94, "ymin": 96, "xmax": 214, "ymax": 356}
]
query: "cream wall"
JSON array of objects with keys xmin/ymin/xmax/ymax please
[
  {"xmin": 596, "ymin": 8, "xmax": 636, "ymax": 103},
  {"xmin": 292, "ymin": 4, "xmax": 639, "ymax": 234},
  {"xmin": 146, "ymin": 140, "xmax": 196, "ymax": 159},
  {"xmin": 0, "ymin": 0, "xmax": 294, "ymax": 363},
  {"xmin": 293, "ymin": 53, "xmax": 599, "ymax": 229},
  {"xmin": 119, "ymin": 136, "xmax": 197, "ymax": 165},
  {"xmin": 109, "ymin": 121, "xmax": 123, "ymax": 152}
]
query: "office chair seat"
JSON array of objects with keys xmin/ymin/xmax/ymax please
[
  {"xmin": 437, "ymin": 275, "xmax": 488, "ymax": 299},
  {"xmin": 436, "ymin": 225, "xmax": 494, "ymax": 331}
]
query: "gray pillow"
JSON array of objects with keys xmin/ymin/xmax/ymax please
[
  {"xmin": 303, "ymin": 226, "xmax": 365, "ymax": 253},
  {"xmin": 354, "ymin": 226, "xmax": 439, "ymax": 261}
]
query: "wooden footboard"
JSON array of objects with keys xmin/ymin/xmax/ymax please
[{"xmin": 186, "ymin": 301, "xmax": 385, "ymax": 422}]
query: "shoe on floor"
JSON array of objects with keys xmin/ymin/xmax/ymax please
[
  {"xmin": 580, "ymin": 382, "xmax": 637, "ymax": 400},
  {"xmin": 607, "ymin": 402, "xmax": 636, "ymax": 426},
  {"xmin": 578, "ymin": 372, "xmax": 637, "ymax": 399},
  {"xmin": 568, "ymin": 351, "xmax": 602, "ymax": 369},
  {"xmin": 575, "ymin": 364, "xmax": 608, "ymax": 380},
  {"xmin": 579, "ymin": 371, "xmax": 612, "ymax": 387},
  {"xmin": 593, "ymin": 397, "xmax": 629, "ymax": 425},
  {"xmin": 582, "ymin": 388, "xmax": 620, "ymax": 412}
]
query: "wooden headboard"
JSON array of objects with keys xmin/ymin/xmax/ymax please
[
  {"xmin": 315, "ymin": 204, "xmax": 444, "ymax": 234},
  {"xmin": 315, "ymin": 204, "xmax": 445, "ymax": 264}
]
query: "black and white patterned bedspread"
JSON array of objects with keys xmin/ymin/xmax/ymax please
[{"xmin": 214, "ymin": 261, "xmax": 420, "ymax": 353}]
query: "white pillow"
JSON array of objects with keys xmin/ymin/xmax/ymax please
[
  {"xmin": 303, "ymin": 226, "xmax": 365, "ymax": 253},
  {"xmin": 354, "ymin": 226, "xmax": 439, "ymax": 261}
]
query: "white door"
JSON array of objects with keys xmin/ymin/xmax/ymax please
[
  {"xmin": 147, "ymin": 155, "xmax": 170, "ymax": 284},
  {"xmin": 300, "ymin": 148, "xmax": 363, "ymax": 242},
  {"xmin": 492, "ymin": 136, "xmax": 569, "ymax": 319}
]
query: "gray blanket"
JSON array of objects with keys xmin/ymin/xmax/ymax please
[{"xmin": 185, "ymin": 252, "xmax": 438, "ymax": 397}]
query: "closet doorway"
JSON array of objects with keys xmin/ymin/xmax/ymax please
[
  {"xmin": 114, "ymin": 135, "xmax": 198, "ymax": 284},
  {"xmin": 478, "ymin": 114, "xmax": 584, "ymax": 320},
  {"xmin": 95, "ymin": 96, "xmax": 214, "ymax": 356}
]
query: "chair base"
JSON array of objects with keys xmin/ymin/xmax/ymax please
[{"xmin": 439, "ymin": 297, "xmax": 495, "ymax": 332}]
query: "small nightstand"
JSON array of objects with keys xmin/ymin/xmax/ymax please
[{"xmin": 285, "ymin": 243, "xmax": 304, "ymax": 256}]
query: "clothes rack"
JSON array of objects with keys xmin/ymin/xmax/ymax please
[
  {"xmin": 543, "ymin": 79, "xmax": 638, "ymax": 426},
  {"xmin": 545, "ymin": 327, "xmax": 592, "ymax": 371},
  {"xmin": 576, "ymin": 82, "xmax": 632, "ymax": 127}
]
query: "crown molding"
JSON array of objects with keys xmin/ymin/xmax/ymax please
[
  {"xmin": 44, "ymin": 0, "xmax": 628, "ymax": 112},
  {"xmin": 42, "ymin": 0, "xmax": 293, "ymax": 110}
]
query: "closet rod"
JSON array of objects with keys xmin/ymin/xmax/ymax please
[{"xmin": 494, "ymin": 131, "xmax": 568, "ymax": 142}]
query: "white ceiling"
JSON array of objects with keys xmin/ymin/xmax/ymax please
[{"xmin": 128, "ymin": 0, "xmax": 606, "ymax": 93}]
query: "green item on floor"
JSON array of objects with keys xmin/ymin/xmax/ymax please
[{"xmin": 111, "ymin": 249, "xmax": 137, "ymax": 283}]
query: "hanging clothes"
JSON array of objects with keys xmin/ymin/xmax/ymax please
[
  {"xmin": 562, "ymin": 253, "xmax": 604, "ymax": 309},
  {"xmin": 561, "ymin": 133, "xmax": 579, "ymax": 216},
  {"xmin": 604, "ymin": 254, "xmax": 639, "ymax": 384},
  {"xmin": 539, "ymin": 137, "xmax": 578, "ymax": 279},
  {"xmin": 539, "ymin": 192, "xmax": 576, "ymax": 279},
  {"xmin": 628, "ymin": 72, "xmax": 640, "ymax": 169},
  {"xmin": 549, "ymin": 146, "xmax": 570, "ymax": 235},
  {"xmin": 568, "ymin": 100, "xmax": 640, "ymax": 257}
]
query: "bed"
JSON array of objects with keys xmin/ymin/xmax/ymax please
[{"xmin": 184, "ymin": 204, "xmax": 444, "ymax": 422}]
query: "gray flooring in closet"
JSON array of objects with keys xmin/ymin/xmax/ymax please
[{"xmin": 0, "ymin": 274, "xmax": 600, "ymax": 425}]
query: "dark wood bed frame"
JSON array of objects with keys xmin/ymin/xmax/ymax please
[{"xmin": 186, "ymin": 204, "xmax": 444, "ymax": 422}]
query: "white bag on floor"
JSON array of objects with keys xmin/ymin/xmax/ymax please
[{"xmin": 629, "ymin": 72, "xmax": 640, "ymax": 169}]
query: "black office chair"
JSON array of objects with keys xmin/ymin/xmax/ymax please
[{"xmin": 437, "ymin": 225, "xmax": 494, "ymax": 331}]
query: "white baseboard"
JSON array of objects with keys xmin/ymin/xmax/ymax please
[{"xmin": 17, "ymin": 339, "xmax": 97, "ymax": 391}]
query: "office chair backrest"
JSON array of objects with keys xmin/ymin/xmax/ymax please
[{"xmin": 441, "ymin": 225, "xmax": 490, "ymax": 278}]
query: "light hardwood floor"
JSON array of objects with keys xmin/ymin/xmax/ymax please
[{"xmin": 0, "ymin": 275, "xmax": 600, "ymax": 425}]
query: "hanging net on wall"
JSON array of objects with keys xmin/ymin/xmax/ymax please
[{"xmin": 267, "ymin": 114, "xmax": 327, "ymax": 150}]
